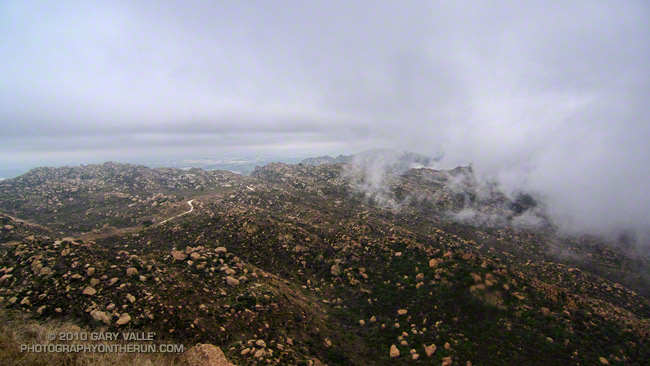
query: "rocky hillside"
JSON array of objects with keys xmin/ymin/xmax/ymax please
[
  {"xmin": 1, "ymin": 160, "xmax": 649, "ymax": 365},
  {"xmin": 0, "ymin": 162, "xmax": 247, "ymax": 234}
]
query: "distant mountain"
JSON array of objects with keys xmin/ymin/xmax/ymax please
[
  {"xmin": 299, "ymin": 154, "xmax": 353, "ymax": 166},
  {"xmin": 300, "ymin": 148, "xmax": 438, "ymax": 170}
]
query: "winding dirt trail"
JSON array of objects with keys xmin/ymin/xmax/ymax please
[{"xmin": 156, "ymin": 199, "xmax": 195, "ymax": 226}]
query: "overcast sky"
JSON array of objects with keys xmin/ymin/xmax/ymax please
[{"xmin": 1, "ymin": 1, "xmax": 649, "ymax": 242}]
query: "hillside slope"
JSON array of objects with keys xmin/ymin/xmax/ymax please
[{"xmin": 1, "ymin": 161, "xmax": 649, "ymax": 365}]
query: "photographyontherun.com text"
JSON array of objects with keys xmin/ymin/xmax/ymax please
[{"xmin": 20, "ymin": 332, "xmax": 184, "ymax": 353}]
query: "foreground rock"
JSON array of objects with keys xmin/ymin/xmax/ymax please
[
  {"xmin": 116, "ymin": 313, "xmax": 131, "ymax": 325},
  {"xmin": 390, "ymin": 344, "xmax": 400, "ymax": 358},
  {"xmin": 185, "ymin": 343, "xmax": 235, "ymax": 366}
]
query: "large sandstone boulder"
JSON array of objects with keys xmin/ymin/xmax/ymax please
[{"xmin": 185, "ymin": 343, "xmax": 235, "ymax": 366}]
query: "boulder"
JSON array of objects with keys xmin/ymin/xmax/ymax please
[
  {"xmin": 390, "ymin": 344, "xmax": 400, "ymax": 358},
  {"xmin": 91, "ymin": 310, "xmax": 111, "ymax": 324},
  {"xmin": 116, "ymin": 313, "xmax": 131, "ymax": 325},
  {"xmin": 330, "ymin": 264, "xmax": 341, "ymax": 276},
  {"xmin": 424, "ymin": 343, "xmax": 437, "ymax": 357},
  {"xmin": 185, "ymin": 343, "xmax": 234, "ymax": 366},
  {"xmin": 172, "ymin": 250, "xmax": 187, "ymax": 261}
]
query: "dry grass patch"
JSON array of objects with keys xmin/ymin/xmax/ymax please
[{"xmin": 0, "ymin": 306, "xmax": 190, "ymax": 366}]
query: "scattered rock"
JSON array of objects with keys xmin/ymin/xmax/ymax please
[
  {"xmin": 185, "ymin": 343, "xmax": 234, "ymax": 366},
  {"xmin": 172, "ymin": 250, "xmax": 187, "ymax": 261},
  {"xmin": 424, "ymin": 343, "xmax": 437, "ymax": 357},
  {"xmin": 82, "ymin": 287, "xmax": 97, "ymax": 296},
  {"xmin": 116, "ymin": 313, "xmax": 131, "ymax": 325},
  {"xmin": 390, "ymin": 344, "xmax": 400, "ymax": 358},
  {"xmin": 225, "ymin": 276, "xmax": 240, "ymax": 286},
  {"xmin": 331, "ymin": 264, "xmax": 341, "ymax": 276},
  {"xmin": 91, "ymin": 310, "xmax": 111, "ymax": 324}
]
